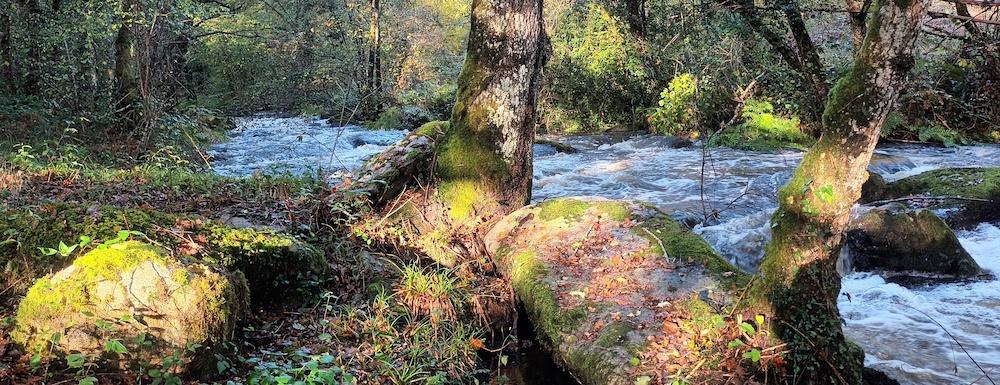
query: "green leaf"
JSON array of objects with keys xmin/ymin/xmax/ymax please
[
  {"xmin": 78, "ymin": 377, "xmax": 98, "ymax": 385},
  {"xmin": 58, "ymin": 241, "xmax": 77, "ymax": 257},
  {"xmin": 635, "ymin": 375, "xmax": 652, "ymax": 385},
  {"xmin": 78, "ymin": 235, "xmax": 92, "ymax": 248},
  {"xmin": 727, "ymin": 339, "xmax": 745, "ymax": 349},
  {"xmin": 742, "ymin": 348, "xmax": 761, "ymax": 363},
  {"xmin": 38, "ymin": 247, "xmax": 58, "ymax": 256},
  {"xmin": 629, "ymin": 357, "xmax": 640, "ymax": 366},
  {"xmin": 739, "ymin": 322, "xmax": 755, "ymax": 335},
  {"xmin": 66, "ymin": 353, "xmax": 85, "ymax": 368},
  {"xmin": 105, "ymin": 339, "xmax": 128, "ymax": 354},
  {"xmin": 499, "ymin": 355, "xmax": 508, "ymax": 366}
]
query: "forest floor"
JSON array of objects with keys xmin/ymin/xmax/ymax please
[{"xmin": 0, "ymin": 118, "xmax": 499, "ymax": 385}]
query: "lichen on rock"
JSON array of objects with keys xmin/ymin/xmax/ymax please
[
  {"xmin": 12, "ymin": 241, "xmax": 249, "ymax": 373},
  {"xmin": 485, "ymin": 197, "xmax": 749, "ymax": 385}
]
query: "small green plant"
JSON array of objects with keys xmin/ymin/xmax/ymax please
[
  {"xmin": 647, "ymin": 73, "xmax": 700, "ymax": 135},
  {"xmin": 916, "ymin": 125, "xmax": 970, "ymax": 147}
]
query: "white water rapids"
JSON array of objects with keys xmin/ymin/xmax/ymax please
[{"xmin": 210, "ymin": 117, "xmax": 1000, "ymax": 385}]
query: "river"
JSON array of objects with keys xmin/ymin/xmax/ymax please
[{"xmin": 209, "ymin": 117, "xmax": 1000, "ymax": 385}]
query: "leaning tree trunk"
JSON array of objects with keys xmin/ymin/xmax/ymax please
[
  {"xmin": 845, "ymin": 0, "xmax": 872, "ymax": 51},
  {"xmin": 757, "ymin": 0, "xmax": 928, "ymax": 383},
  {"xmin": 778, "ymin": 0, "xmax": 828, "ymax": 123}
]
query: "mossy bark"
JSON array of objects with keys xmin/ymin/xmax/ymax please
[
  {"xmin": 757, "ymin": 1, "xmax": 928, "ymax": 383},
  {"xmin": 438, "ymin": 0, "xmax": 549, "ymax": 217}
]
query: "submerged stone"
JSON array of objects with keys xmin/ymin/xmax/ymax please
[
  {"xmin": 13, "ymin": 241, "xmax": 249, "ymax": 373},
  {"xmin": 845, "ymin": 207, "xmax": 983, "ymax": 280}
]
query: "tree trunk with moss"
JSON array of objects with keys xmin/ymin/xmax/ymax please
[
  {"xmin": 437, "ymin": 0, "xmax": 549, "ymax": 224},
  {"xmin": 758, "ymin": 1, "xmax": 928, "ymax": 383}
]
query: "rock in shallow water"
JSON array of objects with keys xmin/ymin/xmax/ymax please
[
  {"xmin": 845, "ymin": 207, "xmax": 983, "ymax": 280},
  {"xmin": 13, "ymin": 241, "xmax": 249, "ymax": 374}
]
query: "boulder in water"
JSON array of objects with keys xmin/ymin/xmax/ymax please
[
  {"xmin": 12, "ymin": 241, "xmax": 249, "ymax": 373},
  {"xmin": 860, "ymin": 172, "xmax": 887, "ymax": 203},
  {"xmin": 880, "ymin": 167, "xmax": 1000, "ymax": 229},
  {"xmin": 845, "ymin": 207, "xmax": 983, "ymax": 279}
]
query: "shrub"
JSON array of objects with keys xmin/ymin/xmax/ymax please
[
  {"xmin": 647, "ymin": 73, "xmax": 700, "ymax": 135},
  {"xmin": 916, "ymin": 125, "xmax": 971, "ymax": 148}
]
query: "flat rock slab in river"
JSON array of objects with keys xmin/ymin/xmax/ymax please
[{"xmin": 485, "ymin": 197, "xmax": 747, "ymax": 385}]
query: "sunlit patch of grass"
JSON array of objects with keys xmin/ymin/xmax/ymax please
[
  {"xmin": 710, "ymin": 99, "xmax": 813, "ymax": 151},
  {"xmin": 394, "ymin": 264, "xmax": 464, "ymax": 325}
]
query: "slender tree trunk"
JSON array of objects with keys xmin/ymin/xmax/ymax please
[
  {"xmin": 758, "ymin": 1, "xmax": 928, "ymax": 383},
  {"xmin": 20, "ymin": 0, "xmax": 42, "ymax": 96},
  {"xmin": 954, "ymin": 1, "xmax": 983, "ymax": 38},
  {"xmin": 845, "ymin": 0, "xmax": 871, "ymax": 50},
  {"xmin": 114, "ymin": 20, "xmax": 140, "ymax": 131},
  {"xmin": 367, "ymin": 0, "xmax": 382, "ymax": 111},
  {"xmin": 623, "ymin": 0, "xmax": 647, "ymax": 42},
  {"xmin": 0, "ymin": 10, "xmax": 12, "ymax": 94},
  {"xmin": 778, "ymin": 0, "xmax": 828, "ymax": 123}
]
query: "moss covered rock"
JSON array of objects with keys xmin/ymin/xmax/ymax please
[
  {"xmin": 0, "ymin": 204, "xmax": 325, "ymax": 308},
  {"xmin": 12, "ymin": 241, "xmax": 249, "ymax": 373},
  {"xmin": 860, "ymin": 172, "xmax": 887, "ymax": 203},
  {"xmin": 845, "ymin": 207, "xmax": 983, "ymax": 280},
  {"xmin": 876, "ymin": 167, "xmax": 1000, "ymax": 228},
  {"xmin": 485, "ymin": 197, "xmax": 747, "ymax": 385}
]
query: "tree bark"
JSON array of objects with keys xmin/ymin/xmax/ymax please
[
  {"xmin": 623, "ymin": 0, "xmax": 647, "ymax": 42},
  {"xmin": 438, "ymin": 0, "xmax": 549, "ymax": 219},
  {"xmin": 114, "ymin": 19, "xmax": 140, "ymax": 131},
  {"xmin": 758, "ymin": 0, "xmax": 929, "ymax": 383}
]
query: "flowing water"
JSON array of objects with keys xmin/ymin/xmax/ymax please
[{"xmin": 210, "ymin": 117, "xmax": 1000, "ymax": 385}]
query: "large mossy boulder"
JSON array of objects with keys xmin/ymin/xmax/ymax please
[
  {"xmin": 864, "ymin": 167, "xmax": 1000, "ymax": 228},
  {"xmin": 12, "ymin": 241, "xmax": 249, "ymax": 373},
  {"xmin": 485, "ymin": 197, "xmax": 747, "ymax": 385},
  {"xmin": 0, "ymin": 204, "xmax": 325, "ymax": 307},
  {"xmin": 845, "ymin": 207, "xmax": 983, "ymax": 279}
]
